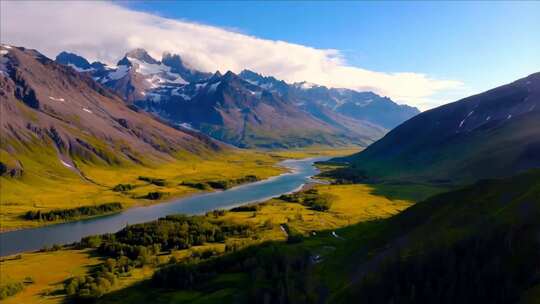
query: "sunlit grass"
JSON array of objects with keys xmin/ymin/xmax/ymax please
[
  {"xmin": 0, "ymin": 149, "xmax": 283, "ymax": 231},
  {"xmin": 0, "ymin": 249, "xmax": 102, "ymax": 304},
  {"xmin": 1, "ymin": 180, "xmax": 423, "ymax": 303}
]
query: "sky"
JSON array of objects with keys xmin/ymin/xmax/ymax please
[{"xmin": 1, "ymin": 1, "xmax": 539, "ymax": 110}]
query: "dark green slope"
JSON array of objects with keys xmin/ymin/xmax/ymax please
[
  {"xmin": 342, "ymin": 72, "xmax": 540, "ymax": 184},
  {"xmin": 332, "ymin": 169, "xmax": 540, "ymax": 304}
]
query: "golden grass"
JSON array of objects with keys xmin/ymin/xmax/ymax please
[
  {"xmin": 0, "ymin": 249, "xmax": 102, "ymax": 304},
  {"xmin": 0, "ymin": 150, "xmax": 283, "ymax": 231},
  {"xmin": 268, "ymin": 146, "xmax": 361, "ymax": 159},
  {"xmin": 0, "ymin": 145, "xmax": 364, "ymax": 231},
  {"xmin": 211, "ymin": 183, "xmax": 413, "ymax": 242},
  {"xmin": 0, "ymin": 181, "xmax": 415, "ymax": 303}
]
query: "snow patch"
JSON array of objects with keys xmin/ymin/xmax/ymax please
[
  {"xmin": 179, "ymin": 122, "xmax": 196, "ymax": 131},
  {"xmin": 2, "ymin": 45, "xmax": 12, "ymax": 49},
  {"xmin": 298, "ymin": 82, "xmax": 316, "ymax": 90},
  {"xmin": 61, "ymin": 160, "xmax": 73, "ymax": 168},
  {"xmin": 49, "ymin": 96, "xmax": 65, "ymax": 102},
  {"xmin": 259, "ymin": 83, "xmax": 274, "ymax": 90},
  {"xmin": 0, "ymin": 50, "xmax": 8, "ymax": 55},
  {"xmin": 147, "ymin": 93, "xmax": 162, "ymax": 102},
  {"xmin": 127, "ymin": 57, "xmax": 168, "ymax": 75},
  {"xmin": 507, "ymin": 114, "xmax": 512, "ymax": 120},
  {"xmin": 458, "ymin": 119, "xmax": 466, "ymax": 128},
  {"xmin": 248, "ymin": 89, "xmax": 262, "ymax": 97},
  {"xmin": 208, "ymin": 81, "xmax": 220, "ymax": 92},
  {"xmin": 486, "ymin": 116, "xmax": 491, "ymax": 121},
  {"xmin": 244, "ymin": 79, "xmax": 259, "ymax": 86},
  {"xmin": 171, "ymin": 88, "xmax": 192, "ymax": 100},
  {"xmin": 82, "ymin": 107, "xmax": 93, "ymax": 114},
  {"xmin": 67, "ymin": 63, "xmax": 93, "ymax": 73},
  {"xmin": 104, "ymin": 65, "xmax": 129, "ymax": 82},
  {"xmin": 127, "ymin": 57, "xmax": 187, "ymax": 85}
]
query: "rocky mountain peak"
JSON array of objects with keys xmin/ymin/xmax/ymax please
[
  {"xmin": 55, "ymin": 51, "xmax": 92, "ymax": 70},
  {"xmin": 124, "ymin": 48, "xmax": 159, "ymax": 64}
]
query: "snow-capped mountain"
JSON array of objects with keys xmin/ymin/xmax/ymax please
[
  {"xmin": 0, "ymin": 45, "xmax": 223, "ymax": 178},
  {"xmin": 54, "ymin": 49, "xmax": 418, "ymax": 148},
  {"xmin": 238, "ymin": 69, "xmax": 420, "ymax": 129}
]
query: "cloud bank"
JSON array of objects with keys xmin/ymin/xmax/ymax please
[{"xmin": 1, "ymin": 1, "xmax": 463, "ymax": 109}]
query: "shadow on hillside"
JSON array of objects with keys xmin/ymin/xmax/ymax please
[{"xmin": 368, "ymin": 182, "xmax": 453, "ymax": 203}]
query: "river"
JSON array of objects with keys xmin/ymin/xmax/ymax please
[{"xmin": 0, "ymin": 157, "xmax": 326, "ymax": 256}]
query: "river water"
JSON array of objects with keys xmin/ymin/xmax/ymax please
[{"xmin": 0, "ymin": 157, "xmax": 326, "ymax": 256}]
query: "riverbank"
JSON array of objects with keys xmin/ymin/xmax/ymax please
[
  {"xmin": 0, "ymin": 150, "xmax": 278, "ymax": 232},
  {"xmin": 1, "ymin": 147, "xmax": 360, "ymax": 232}
]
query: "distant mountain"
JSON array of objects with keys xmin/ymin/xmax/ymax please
[
  {"xmin": 340, "ymin": 72, "xmax": 540, "ymax": 183},
  {"xmin": 54, "ymin": 49, "xmax": 420, "ymax": 148},
  {"xmin": 1, "ymin": 45, "xmax": 222, "ymax": 178},
  {"xmin": 136, "ymin": 70, "xmax": 385, "ymax": 148},
  {"xmin": 239, "ymin": 69, "xmax": 420, "ymax": 129}
]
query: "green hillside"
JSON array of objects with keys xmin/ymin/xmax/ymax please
[{"xmin": 337, "ymin": 72, "xmax": 540, "ymax": 184}]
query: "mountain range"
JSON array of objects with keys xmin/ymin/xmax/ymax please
[{"xmin": 55, "ymin": 49, "xmax": 419, "ymax": 148}]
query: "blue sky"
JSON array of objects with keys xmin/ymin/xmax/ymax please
[
  {"xmin": 3, "ymin": 1, "xmax": 539, "ymax": 109},
  {"xmin": 123, "ymin": 1, "xmax": 540, "ymax": 104}
]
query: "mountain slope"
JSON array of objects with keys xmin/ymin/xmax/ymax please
[
  {"xmin": 0, "ymin": 45, "xmax": 222, "ymax": 178},
  {"xmin": 341, "ymin": 72, "xmax": 540, "ymax": 183},
  {"xmin": 333, "ymin": 168, "xmax": 540, "ymax": 303}
]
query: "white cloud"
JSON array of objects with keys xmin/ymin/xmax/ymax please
[{"xmin": 0, "ymin": 1, "xmax": 464, "ymax": 110}]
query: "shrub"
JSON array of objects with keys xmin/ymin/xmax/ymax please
[
  {"xmin": 138, "ymin": 176, "xmax": 166, "ymax": 186},
  {"xmin": 0, "ymin": 282, "xmax": 24, "ymax": 299},
  {"xmin": 304, "ymin": 194, "xmax": 333, "ymax": 211},
  {"xmin": 143, "ymin": 191, "xmax": 166, "ymax": 200},
  {"xmin": 180, "ymin": 181, "xmax": 211, "ymax": 190},
  {"xmin": 112, "ymin": 184, "xmax": 134, "ymax": 192},
  {"xmin": 230, "ymin": 204, "xmax": 260, "ymax": 212}
]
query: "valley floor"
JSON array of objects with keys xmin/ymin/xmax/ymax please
[
  {"xmin": 0, "ymin": 151, "xmax": 450, "ymax": 304},
  {"xmin": 0, "ymin": 147, "xmax": 358, "ymax": 232}
]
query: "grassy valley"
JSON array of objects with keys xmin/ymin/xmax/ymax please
[
  {"xmin": 0, "ymin": 169, "xmax": 429, "ymax": 303},
  {"xmin": 0, "ymin": 148, "xmax": 285, "ymax": 231}
]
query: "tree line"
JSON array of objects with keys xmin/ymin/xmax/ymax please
[{"xmin": 23, "ymin": 202, "xmax": 122, "ymax": 221}]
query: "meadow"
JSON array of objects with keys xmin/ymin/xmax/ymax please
[
  {"xmin": 1, "ymin": 147, "xmax": 361, "ymax": 232},
  {"xmin": 0, "ymin": 177, "xmax": 431, "ymax": 303}
]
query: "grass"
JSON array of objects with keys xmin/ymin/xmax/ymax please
[
  {"xmin": 89, "ymin": 181, "xmax": 427, "ymax": 304},
  {"xmin": 0, "ymin": 145, "xmax": 361, "ymax": 231},
  {"xmin": 0, "ymin": 178, "xmax": 427, "ymax": 304},
  {"xmin": 0, "ymin": 249, "xmax": 102, "ymax": 304},
  {"xmin": 268, "ymin": 146, "xmax": 361, "ymax": 160},
  {"xmin": 0, "ymin": 149, "xmax": 283, "ymax": 231},
  {"xmin": 1, "ymin": 145, "xmax": 442, "ymax": 304}
]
